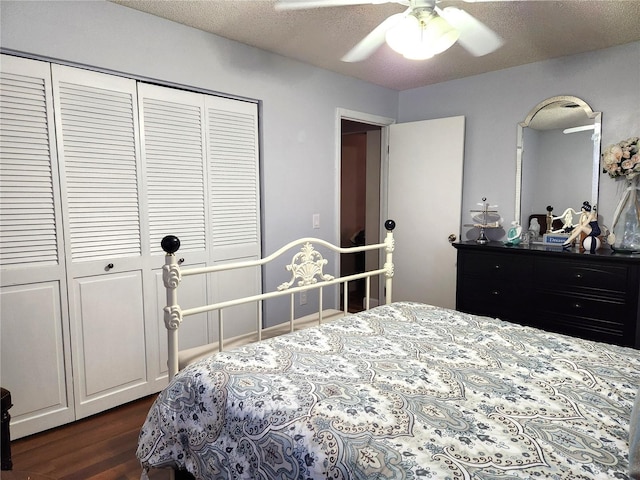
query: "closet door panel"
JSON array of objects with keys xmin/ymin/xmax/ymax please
[
  {"xmin": 51, "ymin": 64, "xmax": 149, "ymax": 418},
  {"xmin": 0, "ymin": 55, "xmax": 73, "ymax": 439},
  {"xmin": 52, "ymin": 66, "xmax": 143, "ymax": 262},
  {"xmin": 138, "ymin": 84, "xmax": 210, "ymax": 383},
  {"xmin": 72, "ymin": 272, "xmax": 146, "ymax": 409},
  {"xmin": 206, "ymin": 97, "xmax": 261, "ymax": 262},
  {"xmin": 206, "ymin": 97, "xmax": 262, "ymax": 338},
  {"xmin": 138, "ymin": 83, "xmax": 208, "ymax": 261},
  {"xmin": 0, "ymin": 282, "xmax": 73, "ymax": 438},
  {"xmin": 0, "ymin": 61, "xmax": 61, "ymax": 269}
]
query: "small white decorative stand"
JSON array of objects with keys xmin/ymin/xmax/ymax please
[{"xmin": 465, "ymin": 197, "xmax": 501, "ymax": 244}]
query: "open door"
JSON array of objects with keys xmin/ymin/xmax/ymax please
[{"xmin": 388, "ymin": 116, "xmax": 465, "ymax": 309}]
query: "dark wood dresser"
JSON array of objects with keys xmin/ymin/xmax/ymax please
[{"xmin": 453, "ymin": 241, "xmax": 640, "ymax": 348}]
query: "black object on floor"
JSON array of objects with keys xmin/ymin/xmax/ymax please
[{"xmin": 1, "ymin": 387, "xmax": 13, "ymax": 470}]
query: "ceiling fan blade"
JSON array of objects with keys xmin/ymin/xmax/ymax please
[
  {"xmin": 436, "ymin": 6, "xmax": 504, "ymax": 56},
  {"xmin": 275, "ymin": 0, "xmax": 393, "ymax": 11},
  {"xmin": 341, "ymin": 11, "xmax": 407, "ymax": 62}
]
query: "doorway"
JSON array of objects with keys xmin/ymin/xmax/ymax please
[
  {"xmin": 340, "ymin": 120, "xmax": 382, "ymax": 312},
  {"xmin": 337, "ymin": 111, "xmax": 464, "ymax": 311}
]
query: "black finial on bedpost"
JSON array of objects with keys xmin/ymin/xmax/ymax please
[
  {"xmin": 161, "ymin": 235, "xmax": 181, "ymax": 254},
  {"xmin": 384, "ymin": 219, "xmax": 396, "ymax": 231}
]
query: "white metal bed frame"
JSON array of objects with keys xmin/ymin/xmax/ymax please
[{"xmin": 161, "ymin": 219, "xmax": 396, "ymax": 379}]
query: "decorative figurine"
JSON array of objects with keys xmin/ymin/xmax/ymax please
[
  {"xmin": 551, "ymin": 207, "xmax": 579, "ymax": 233},
  {"xmin": 562, "ymin": 201, "xmax": 601, "ymax": 253},
  {"xmin": 545, "ymin": 205, "xmax": 554, "ymax": 233},
  {"xmin": 528, "ymin": 217, "xmax": 540, "ymax": 241},
  {"xmin": 505, "ymin": 221, "xmax": 522, "ymax": 245}
]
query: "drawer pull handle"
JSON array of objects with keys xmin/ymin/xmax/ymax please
[
  {"xmin": 573, "ymin": 303, "xmax": 582, "ymax": 309},
  {"xmin": 574, "ymin": 273, "xmax": 583, "ymax": 279},
  {"xmin": 490, "ymin": 290, "xmax": 500, "ymax": 296},
  {"xmin": 494, "ymin": 265, "xmax": 501, "ymax": 270},
  {"xmin": 178, "ymin": 258, "xmax": 185, "ymax": 265},
  {"xmin": 105, "ymin": 263, "xmax": 114, "ymax": 271}
]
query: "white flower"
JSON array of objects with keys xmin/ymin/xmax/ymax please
[{"xmin": 602, "ymin": 136, "xmax": 640, "ymax": 180}]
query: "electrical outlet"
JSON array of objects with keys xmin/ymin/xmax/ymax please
[{"xmin": 300, "ymin": 290, "xmax": 307, "ymax": 305}]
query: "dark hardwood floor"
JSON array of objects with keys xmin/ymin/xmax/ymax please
[{"xmin": 3, "ymin": 394, "xmax": 171, "ymax": 480}]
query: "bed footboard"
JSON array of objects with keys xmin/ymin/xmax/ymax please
[{"xmin": 161, "ymin": 220, "xmax": 396, "ymax": 379}]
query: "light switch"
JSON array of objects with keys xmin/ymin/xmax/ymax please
[{"xmin": 313, "ymin": 213, "xmax": 320, "ymax": 229}]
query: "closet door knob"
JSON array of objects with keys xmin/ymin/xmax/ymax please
[{"xmin": 448, "ymin": 234, "xmax": 457, "ymax": 243}]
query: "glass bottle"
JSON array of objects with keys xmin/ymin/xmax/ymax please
[{"xmin": 611, "ymin": 178, "xmax": 640, "ymax": 253}]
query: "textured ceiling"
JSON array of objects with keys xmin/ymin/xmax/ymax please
[{"xmin": 110, "ymin": 0, "xmax": 640, "ymax": 91}]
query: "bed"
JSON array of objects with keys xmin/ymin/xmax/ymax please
[{"xmin": 137, "ymin": 220, "xmax": 640, "ymax": 479}]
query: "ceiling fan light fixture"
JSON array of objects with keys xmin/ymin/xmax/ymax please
[
  {"xmin": 385, "ymin": 15, "xmax": 423, "ymax": 55},
  {"xmin": 385, "ymin": 11, "xmax": 459, "ymax": 61},
  {"xmin": 424, "ymin": 15, "xmax": 459, "ymax": 54},
  {"xmin": 402, "ymin": 48, "xmax": 435, "ymax": 61}
]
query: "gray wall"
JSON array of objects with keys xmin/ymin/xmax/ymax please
[{"xmin": 398, "ymin": 41, "xmax": 640, "ymax": 240}]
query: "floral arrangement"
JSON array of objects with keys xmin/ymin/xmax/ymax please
[{"xmin": 602, "ymin": 136, "xmax": 640, "ymax": 180}]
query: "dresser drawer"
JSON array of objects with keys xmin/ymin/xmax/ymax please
[
  {"xmin": 460, "ymin": 252, "xmax": 531, "ymax": 280},
  {"xmin": 536, "ymin": 296, "xmax": 628, "ymax": 346},
  {"xmin": 537, "ymin": 316, "xmax": 628, "ymax": 346},
  {"xmin": 458, "ymin": 277, "xmax": 528, "ymax": 322},
  {"xmin": 536, "ymin": 290, "xmax": 629, "ymax": 345},
  {"xmin": 537, "ymin": 290, "xmax": 627, "ymax": 324},
  {"xmin": 534, "ymin": 258, "xmax": 629, "ymax": 297}
]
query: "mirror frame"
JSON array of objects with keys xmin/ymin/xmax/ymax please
[{"xmin": 515, "ymin": 95, "xmax": 601, "ymax": 226}]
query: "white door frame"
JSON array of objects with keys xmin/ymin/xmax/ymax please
[{"xmin": 335, "ymin": 108, "xmax": 395, "ymax": 303}]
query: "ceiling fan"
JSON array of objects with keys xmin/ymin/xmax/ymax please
[{"xmin": 274, "ymin": 0, "xmax": 504, "ymax": 62}]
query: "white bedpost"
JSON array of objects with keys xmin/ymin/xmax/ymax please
[
  {"xmin": 383, "ymin": 220, "xmax": 395, "ymax": 305},
  {"xmin": 161, "ymin": 235, "xmax": 182, "ymax": 379}
]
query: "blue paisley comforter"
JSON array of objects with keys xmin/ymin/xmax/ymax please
[{"xmin": 137, "ymin": 302, "xmax": 640, "ymax": 479}]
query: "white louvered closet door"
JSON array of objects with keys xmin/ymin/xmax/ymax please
[
  {"xmin": 0, "ymin": 55, "xmax": 75, "ymax": 439},
  {"xmin": 1, "ymin": 57, "xmax": 264, "ymax": 436},
  {"xmin": 51, "ymin": 65, "xmax": 149, "ymax": 419},
  {"xmin": 137, "ymin": 83, "xmax": 210, "ymax": 381},
  {"xmin": 206, "ymin": 97, "xmax": 262, "ymax": 339}
]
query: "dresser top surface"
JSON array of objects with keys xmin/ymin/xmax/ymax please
[{"xmin": 453, "ymin": 241, "xmax": 640, "ymax": 264}]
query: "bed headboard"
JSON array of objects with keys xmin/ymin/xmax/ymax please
[{"xmin": 161, "ymin": 219, "xmax": 396, "ymax": 378}]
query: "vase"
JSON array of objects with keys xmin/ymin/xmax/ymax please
[{"xmin": 610, "ymin": 178, "xmax": 640, "ymax": 253}]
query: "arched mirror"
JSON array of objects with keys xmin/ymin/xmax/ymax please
[{"xmin": 515, "ymin": 96, "xmax": 601, "ymax": 233}]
